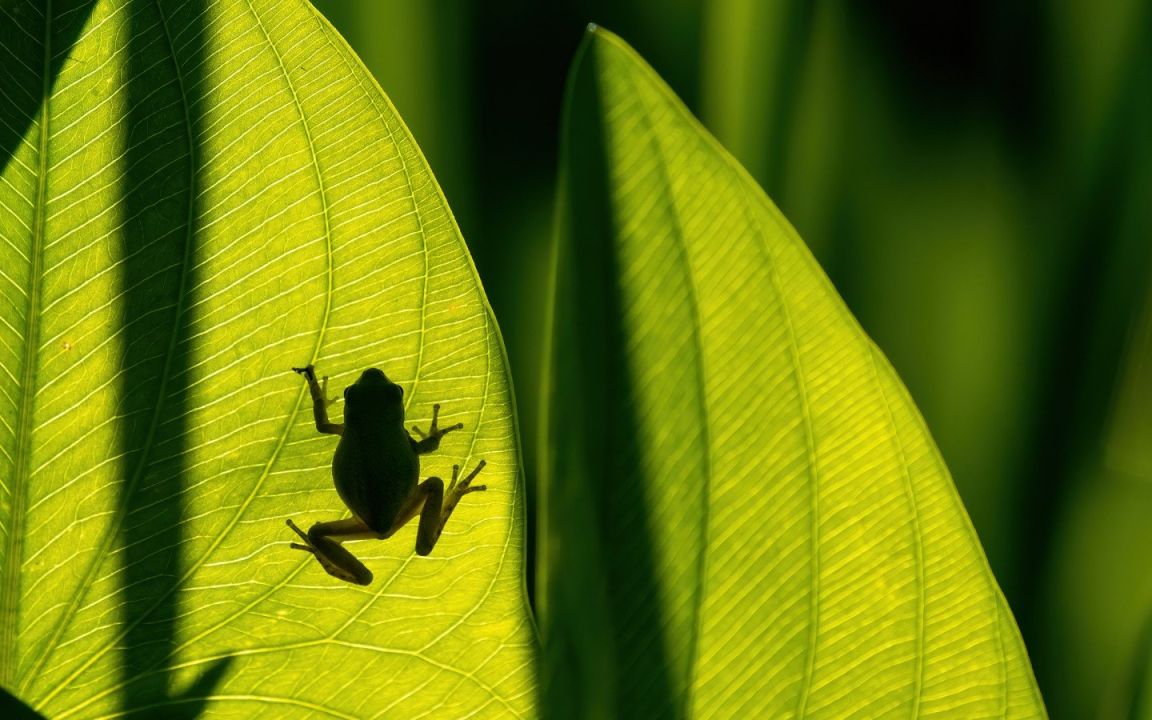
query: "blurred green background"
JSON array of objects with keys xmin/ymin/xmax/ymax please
[{"xmin": 309, "ymin": 1, "xmax": 1152, "ymax": 717}]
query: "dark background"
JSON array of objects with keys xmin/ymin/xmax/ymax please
[{"xmin": 309, "ymin": 2, "xmax": 1152, "ymax": 717}]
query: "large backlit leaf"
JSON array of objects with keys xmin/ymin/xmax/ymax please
[
  {"xmin": 0, "ymin": 0, "xmax": 534, "ymax": 717},
  {"xmin": 540, "ymin": 26, "xmax": 1045, "ymax": 718}
]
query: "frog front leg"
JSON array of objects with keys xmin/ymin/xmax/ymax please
[
  {"xmin": 292, "ymin": 364, "xmax": 344, "ymax": 435},
  {"xmin": 409, "ymin": 403, "xmax": 463, "ymax": 454},
  {"xmin": 395, "ymin": 460, "xmax": 487, "ymax": 555}
]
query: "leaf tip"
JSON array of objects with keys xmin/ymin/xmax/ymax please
[{"xmin": 582, "ymin": 22, "xmax": 622, "ymax": 45}]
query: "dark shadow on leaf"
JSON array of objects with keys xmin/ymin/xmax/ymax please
[
  {"xmin": 540, "ymin": 36, "xmax": 680, "ymax": 719},
  {"xmin": 117, "ymin": 0, "xmax": 229, "ymax": 716},
  {"xmin": 0, "ymin": 685, "xmax": 46, "ymax": 720},
  {"xmin": 121, "ymin": 655, "xmax": 234, "ymax": 720},
  {"xmin": 0, "ymin": 1, "xmax": 98, "ymax": 179}
]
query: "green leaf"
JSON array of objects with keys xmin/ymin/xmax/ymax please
[
  {"xmin": 1042, "ymin": 255, "xmax": 1152, "ymax": 719},
  {"xmin": 1118, "ymin": 611, "xmax": 1152, "ymax": 719},
  {"xmin": 0, "ymin": 0, "xmax": 534, "ymax": 717},
  {"xmin": 540, "ymin": 26, "xmax": 1045, "ymax": 718}
]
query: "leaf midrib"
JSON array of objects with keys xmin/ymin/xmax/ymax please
[
  {"xmin": 866, "ymin": 345, "xmax": 926, "ymax": 716},
  {"xmin": 747, "ymin": 195, "xmax": 822, "ymax": 717},
  {"xmin": 319, "ymin": 11, "xmax": 515, "ymax": 658},
  {"xmin": 21, "ymin": 0, "xmax": 208, "ymax": 696},
  {"xmin": 601, "ymin": 30, "xmax": 829, "ymax": 712},
  {"xmin": 1, "ymin": 0, "xmax": 52, "ymax": 688},
  {"xmin": 613, "ymin": 50, "xmax": 715, "ymax": 714}
]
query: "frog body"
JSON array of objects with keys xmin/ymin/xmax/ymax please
[
  {"xmin": 332, "ymin": 368, "xmax": 417, "ymax": 532},
  {"xmin": 285, "ymin": 365, "xmax": 487, "ymax": 585}
]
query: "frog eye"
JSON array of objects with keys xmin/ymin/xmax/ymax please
[
  {"xmin": 398, "ymin": 386, "xmax": 404, "ymax": 397},
  {"xmin": 343, "ymin": 387, "xmax": 349, "ymax": 400}
]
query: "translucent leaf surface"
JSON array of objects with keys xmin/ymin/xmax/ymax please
[
  {"xmin": 540, "ymin": 26, "xmax": 1045, "ymax": 719},
  {"xmin": 0, "ymin": 0, "xmax": 534, "ymax": 717}
]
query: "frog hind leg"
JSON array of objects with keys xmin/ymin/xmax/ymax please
[
  {"xmin": 286, "ymin": 517, "xmax": 377, "ymax": 585},
  {"xmin": 408, "ymin": 460, "xmax": 487, "ymax": 556}
]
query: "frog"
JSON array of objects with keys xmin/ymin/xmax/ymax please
[{"xmin": 285, "ymin": 364, "xmax": 486, "ymax": 585}]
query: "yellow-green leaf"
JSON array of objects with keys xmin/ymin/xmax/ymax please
[
  {"xmin": 540, "ymin": 26, "xmax": 1045, "ymax": 718},
  {"xmin": 0, "ymin": 0, "xmax": 534, "ymax": 717}
]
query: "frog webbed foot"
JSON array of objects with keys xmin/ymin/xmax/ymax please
[
  {"xmin": 285, "ymin": 518, "xmax": 373, "ymax": 585},
  {"xmin": 439, "ymin": 460, "xmax": 487, "ymax": 533},
  {"xmin": 447, "ymin": 460, "xmax": 487, "ymax": 496},
  {"xmin": 412, "ymin": 460, "xmax": 488, "ymax": 556}
]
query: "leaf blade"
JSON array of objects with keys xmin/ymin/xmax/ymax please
[
  {"xmin": 0, "ymin": 0, "xmax": 535, "ymax": 717},
  {"xmin": 541, "ymin": 26, "xmax": 1045, "ymax": 718}
]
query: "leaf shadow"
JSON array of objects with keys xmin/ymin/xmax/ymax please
[
  {"xmin": 0, "ymin": 684, "xmax": 46, "ymax": 720},
  {"xmin": 116, "ymin": 0, "xmax": 230, "ymax": 715},
  {"xmin": 541, "ymin": 38, "xmax": 682, "ymax": 719},
  {"xmin": 0, "ymin": 1, "xmax": 97, "ymax": 712},
  {"xmin": 0, "ymin": 1, "xmax": 98, "ymax": 180}
]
